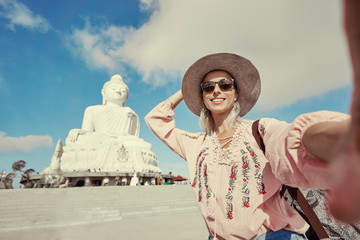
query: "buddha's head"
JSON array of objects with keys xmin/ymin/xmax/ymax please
[{"xmin": 102, "ymin": 74, "xmax": 129, "ymax": 106}]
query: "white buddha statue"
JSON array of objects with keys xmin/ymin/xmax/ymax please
[
  {"xmin": 45, "ymin": 74, "xmax": 160, "ymax": 175},
  {"xmin": 66, "ymin": 74, "xmax": 139, "ymax": 141}
]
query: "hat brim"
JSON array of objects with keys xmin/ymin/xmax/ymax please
[{"xmin": 181, "ymin": 52, "xmax": 261, "ymax": 117}]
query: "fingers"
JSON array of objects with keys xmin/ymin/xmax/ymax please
[
  {"xmin": 344, "ymin": 0, "xmax": 360, "ymax": 114},
  {"xmin": 344, "ymin": 0, "xmax": 360, "ymax": 80},
  {"xmin": 327, "ymin": 0, "xmax": 360, "ymax": 224},
  {"xmin": 329, "ymin": 140, "xmax": 360, "ymax": 223}
]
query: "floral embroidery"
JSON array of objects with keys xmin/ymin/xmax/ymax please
[
  {"xmin": 243, "ymin": 195, "xmax": 250, "ymax": 208},
  {"xmin": 258, "ymin": 182, "xmax": 266, "ymax": 194},
  {"xmin": 191, "ymin": 148, "xmax": 208, "ymax": 187},
  {"xmin": 191, "ymin": 148, "xmax": 209, "ymax": 202},
  {"xmin": 226, "ymin": 163, "xmax": 239, "ymax": 219},
  {"xmin": 181, "ymin": 133, "xmax": 203, "ymax": 139},
  {"xmin": 245, "ymin": 142, "xmax": 266, "ymax": 195},
  {"xmin": 208, "ymin": 120, "xmax": 271, "ymax": 218},
  {"xmin": 198, "ymin": 158, "xmax": 204, "ymax": 202},
  {"xmin": 204, "ymin": 164, "xmax": 211, "ymax": 199},
  {"xmin": 240, "ymin": 149, "xmax": 251, "ymax": 208}
]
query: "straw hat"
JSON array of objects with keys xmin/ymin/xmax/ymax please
[{"xmin": 181, "ymin": 53, "xmax": 261, "ymax": 117}]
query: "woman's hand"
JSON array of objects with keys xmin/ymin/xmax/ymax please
[
  {"xmin": 303, "ymin": 120, "xmax": 350, "ymax": 162},
  {"xmin": 327, "ymin": 0, "xmax": 360, "ymax": 223},
  {"xmin": 165, "ymin": 89, "xmax": 183, "ymax": 109},
  {"xmin": 302, "ymin": 0, "xmax": 360, "ymax": 224}
]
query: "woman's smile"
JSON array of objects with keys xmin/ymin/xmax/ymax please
[{"xmin": 210, "ymin": 97, "xmax": 226, "ymax": 104}]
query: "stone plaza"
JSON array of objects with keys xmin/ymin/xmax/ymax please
[{"xmin": 0, "ymin": 185, "xmax": 208, "ymax": 240}]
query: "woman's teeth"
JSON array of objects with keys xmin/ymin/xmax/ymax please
[{"xmin": 211, "ymin": 98, "xmax": 225, "ymax": 102}]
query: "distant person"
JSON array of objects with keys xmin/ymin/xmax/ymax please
[
  {"xmin": 155, "ymin": 172, "xmax": 162, "ymax": 185},
  {"xmin": 115, "ymin": 176, "xmax": 121, "ymax": 186}
]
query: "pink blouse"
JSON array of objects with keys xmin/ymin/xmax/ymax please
[{"xmin": 145, "ymin": 102, "xmax": 349, "ymax": 240}]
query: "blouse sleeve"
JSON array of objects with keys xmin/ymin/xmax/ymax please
[
  {"xmin": 259, "ymin": 110, "xmax": 350, "ymax": 189},
  {"xmin": 145, "ymin": 101, "xmax": 204, "ymax": 160}
]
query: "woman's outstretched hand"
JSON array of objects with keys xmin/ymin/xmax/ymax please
[{"xmin": 328, "ymin": 0, "xmax": 360, "ymax": 224}]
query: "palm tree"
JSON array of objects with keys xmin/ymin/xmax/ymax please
[
  {"xmin": 12, "ymin": 160, "xmax": 35, "ymax": 188},
  {"xmin": 12, "ymin": 160, "xmax": 26, "ymax": 172}
]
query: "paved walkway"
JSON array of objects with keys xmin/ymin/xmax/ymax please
[{"xmin": 1, "ymin": 211, "xmax": 208, "ymax": 240}]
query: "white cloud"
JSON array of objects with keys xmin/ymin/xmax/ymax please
[
  {"xmin": 0, "ymin": 0, "xmax": 50, "ymax": 33},
  {"xmin": 65, "ymin": 19, "xmax": 134, "ymax": 75},
  {"xmin": 0, "ymin": 132, "xmax": 53, "ymax": 153},
  {"xmin": 66, "ymin": 0, "xmax": 351, "ymax": 109}
]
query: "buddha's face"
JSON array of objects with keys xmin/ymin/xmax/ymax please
[{"xmin": 103, "ymin": 83, "xmax": 128, "ymax": 105}]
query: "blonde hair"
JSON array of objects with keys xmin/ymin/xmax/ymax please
[{"xmin": 199, "ymin": 101, "xmax": 241, "ymax": 135}]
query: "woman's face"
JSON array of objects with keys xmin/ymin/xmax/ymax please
[{"xmin": 202, "ymin": 70, "xmax": 238, "ymax": 117}]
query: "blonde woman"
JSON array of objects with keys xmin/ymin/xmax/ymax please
[{"xmin": 145, "ymin": 2, "xmax": 360, "ymax": 239}]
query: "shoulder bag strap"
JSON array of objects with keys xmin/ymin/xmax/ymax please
[
  {"xmin": 251, "ymin": 120, "xmax": 329, "ymax": 239},
  {"xmin": 286, "ymin": 186, "xmax": 329, "ymax": 239},
  {"xmin": 251, "ymin": 120, "xmax": 265, "ymax": 154}
]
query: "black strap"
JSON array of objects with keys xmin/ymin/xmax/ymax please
[
  {"xmin": 252, "ymin": 120, "xmax": 266, "ymax": 155},
  {"xmin": 251, "ymin": 120, "xmax": 329, "ymax": 239},
  {"xmin": 286, "ymin": 186, "xmax": 329, "ymax": 239}
]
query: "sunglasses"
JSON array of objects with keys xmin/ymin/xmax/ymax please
[{"xmin": 200, "ymin": 78, "xmax": 235, "ymax": 93}]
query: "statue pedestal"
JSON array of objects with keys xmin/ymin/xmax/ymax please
[{"xmin": 59, "ymin": 134, "xmax": 160, "ymax": 174}]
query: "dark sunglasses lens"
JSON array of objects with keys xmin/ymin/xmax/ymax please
[
  {"xmin": 218, "ymin": 79, "xmax": 233, "ymax": 90},
  {"xmin": 201, "ymin": 82, "xmax": 215, "ymax": 92}
]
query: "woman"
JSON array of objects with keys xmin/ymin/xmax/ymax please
[
  {"xmin": 145, "ymin": 52, "xmax": 350, "ymax": 239},
  {"xmin": 145, "ymin": 2, "xmax": 360, "ymax": 238}
]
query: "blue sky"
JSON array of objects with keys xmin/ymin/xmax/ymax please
[{"xmin": 0, "ymin": 0, "xmax": 352, "ymax": 186}]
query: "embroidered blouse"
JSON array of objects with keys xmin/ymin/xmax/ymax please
[{"xmin": 145, "ymin": 101, "xmax": 349, "ymax": 240}]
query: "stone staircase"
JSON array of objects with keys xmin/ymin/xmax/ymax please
[{"xmin": 0, "ymin": 185, "xmax": 199, "ymax": 232}]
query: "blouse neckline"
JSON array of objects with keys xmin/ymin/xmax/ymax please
[{"xmin": 209, "ymin": 120, "xmax": 251, "ymax": 165}]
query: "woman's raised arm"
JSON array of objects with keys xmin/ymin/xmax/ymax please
[{"xmin": 164, "ymin": 89, "xmax": 183, "ymax": 109}]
